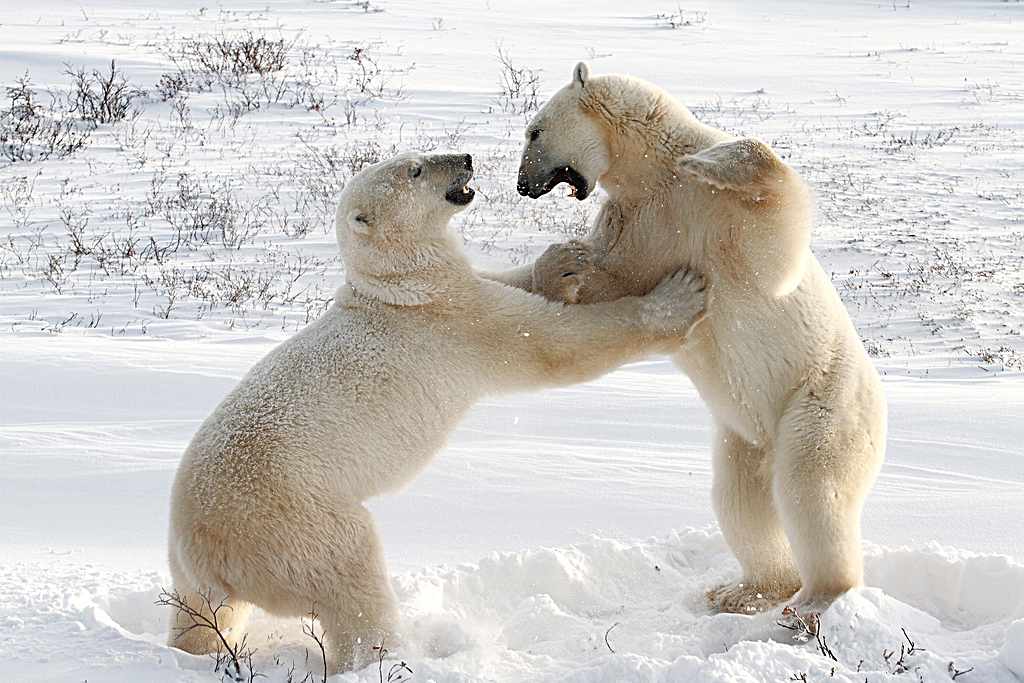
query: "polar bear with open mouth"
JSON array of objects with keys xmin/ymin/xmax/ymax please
[
  {"xmin": 166, "ymin": 151, "xmax": 708, "ymax": 672},
  {"xmin": 486, "ymin": 63, "xmax": 887, "ymax": 614}
]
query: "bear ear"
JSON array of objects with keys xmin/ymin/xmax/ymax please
[
  {"xmin": 346, "ymin": 209, "xmax": 372, "ymax": 234},
  {"xmin": 572, "ymin": 62, "xmax": 591, "ymax": 89}
]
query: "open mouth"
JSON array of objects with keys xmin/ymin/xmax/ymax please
[
  {"xmin": 444, "ymin": 171, "xmax": 476, "ymax": 206},
  {"xmin": 519, "ymin": 165, "xmax": 591, "ymax": 201}
]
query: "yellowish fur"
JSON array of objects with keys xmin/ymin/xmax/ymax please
[
  {"xmin": 488, "ymin": 64, "xmax": 887, "ymax": 613},
  {"xmin": 167, "ymin": 152, "xmax": 708, "ymax": 672}
]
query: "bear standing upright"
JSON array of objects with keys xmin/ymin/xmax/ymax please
[
  {"xmin": 166, "ymin": 152, "xmax": 709, "ymax": 673},
  {"xmin": 486, "ymin": 63, "xmax": 887, "ymax": 613}
]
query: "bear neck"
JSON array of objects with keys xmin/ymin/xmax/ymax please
[
  {"xmin": 347, "ymin": 270, "xmax": 444, "ymax": 306},
  {"xmin": 585, "ymin": 76, "xmax": 728, "ymax": 199},
  {"xmin": 346, "ymin": 231, "xmax": 472, "ymax": 307}
]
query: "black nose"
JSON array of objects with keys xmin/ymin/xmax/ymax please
[
  {"xmin": 517, "ymin": 176, "xmax": 530, "ymax": 197},
  {"xmin": 460, "ymin": 154, "xmax": 472, "ymax": 171}
]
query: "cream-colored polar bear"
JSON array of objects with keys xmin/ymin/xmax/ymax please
[
  {"xmin": 486, "ymin": 63, "xmax": 887, "ymax": 613},
  {"xmin": 167, "ymin": 152, "xmax": 708, "ymax": 672}
]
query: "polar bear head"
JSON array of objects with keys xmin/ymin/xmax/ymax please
[
  {"xmin": 518, "ymin": 63, "xmax": 720, "ymax": 201},
  {"xmin": 336, "ymin": 152, "xmax": 475, "ymax": 305},
  {"xmin": 517, "ymin": 63, "xmax": 609, "ymax": 201}
]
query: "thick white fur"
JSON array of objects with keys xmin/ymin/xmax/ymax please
[
  {"xmin": 167, "ymin": 152, "xmax": 708, "ymax": 672},
  {"xmin": 492, "ymin": 64, "xmax": 887, "ymax": 613}
]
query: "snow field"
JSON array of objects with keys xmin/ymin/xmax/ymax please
[{"xmin": 2, "ymin": 0, "xmax": 1023, "ymax": 681}]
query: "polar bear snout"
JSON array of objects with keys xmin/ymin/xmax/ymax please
[
  {"xmin": 517, "ymin": 162, "xmax": 591, "ymax": 201},
  {"xmin": 441, "ymin": 153, "xmax": 475, "ymax": 206},
  {"xmin": 450, "ymin": 152, "xmax": 472, "ymax": 171}
]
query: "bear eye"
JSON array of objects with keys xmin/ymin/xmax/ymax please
[
  {"xmin": 411, "ymin": 166, "xmax": 423, "ymax": 179},
  {"xmin": 529, "ymin": 128, "xmax": 542, "ymax": 142}
]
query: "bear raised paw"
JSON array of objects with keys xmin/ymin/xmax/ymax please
[
  {"xmin": 484, "ymin": 63, "xmax": 887, "ymax": 614},
  {"xmin": 167, "ymin": 151, "xmax": 708, "ymax": 673}
]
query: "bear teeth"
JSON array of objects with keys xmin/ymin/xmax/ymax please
[{"xmin": 462, "ymin": 185, "xmax": 470, "ymax": 194}]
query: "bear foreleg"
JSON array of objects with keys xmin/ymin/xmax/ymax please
[{"xmin": 531, "ymin": 239, "xmax": 594, "ymax": 303}]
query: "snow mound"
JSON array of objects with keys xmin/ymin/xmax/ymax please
[
  {"xmin": 4, "ymin": 533, "xmax": 1022, "ymax": 681},
  {"xmin": 865, "ymin": 542, "xmax": 1024, "ymax": 628},
  {"xmin": 388, "ymin": 532, "xmax": 1022, "ymax": 682}
]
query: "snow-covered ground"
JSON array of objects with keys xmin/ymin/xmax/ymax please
[{"xmin": 2, "ymin": 1, "xmax": 1023, "ymax": 681}]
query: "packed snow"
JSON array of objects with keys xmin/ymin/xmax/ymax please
[{"xmin": 1, "ymin": 1, "xmax": 1023, "ymax": 681}]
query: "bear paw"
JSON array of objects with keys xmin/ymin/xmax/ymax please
[
  {"xmin": 642, "ymin": 268, "xmax": 709, "ymax": 338},
  {"xmin": 532, "ymin": 239, "xmax": 595, "ymax": 303},
  {"xmin": 705, "ymin": 579, "xmax": 799, "ymax": 614}
]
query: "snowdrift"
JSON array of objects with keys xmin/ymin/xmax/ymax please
[{"xmin": 4, "ymin": 532, "xmax": 1024, "ymax": 682}]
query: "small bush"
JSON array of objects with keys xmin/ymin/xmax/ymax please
[
  {"xmin": 289, "ymin": 133, "xmax": 399, "ymax": 220},
  {"xmin": 65, "ymin": 60, "xmax": 146, "ymax": 126},
  {"xmin": 157, "ymin": 589, "xmax": 259, "ymax": 683},
  {"xmin": 494, "ymin": 42, "xmax": 540, "ymax": 115},
  {"xmin": 656, "ymin": 5, "xmax": 708, "ymax": 28},
  {"xmin": 156, "ymin": 71, "xmax": 211, "ymax": 101},
  {"xmin": 173, "ymin": 30, "xmax": 290, "ymax": 90},
  {"xmin": 0, "ymin": 75, "xmax": 91, "ymax": 162},
  {"xmin": 146, "ymin": 170, "xmax": 268, "ymax": 251}
]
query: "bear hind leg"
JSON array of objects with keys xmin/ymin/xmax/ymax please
[
  {"xmin": 308, "ymin": 503, "xmax": 402, "ymax": 674},
  {"xmin": 706, "ymin": 422, "xmax": 801, "ymax": 613},
  {"xmin": 166, "ymin": 552, "xmax": 253, "ymax": 655},
  {"xmin": 772, "ymin": 397, "xmax": 883, "ymax": 608}
]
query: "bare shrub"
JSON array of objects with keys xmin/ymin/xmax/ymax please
[
  {"xmin": 289, "ymin": 132, "xmax": 399, "ymax": 221},
  {"xmin": 949, "ymin": 661, "xmax": 975, "ymax": 679},
  {"xmin": 373, "ymin": 639, "xmax": 412, "ymax": 683},
  {"xmin": 689, "ymin": 94, "xmax": 792, "ymax": 135},
  {"xmin": 494, "ymin": 42, "xmax": 540, "ymax": 115},
  {"xmin": 157, "ymin": 589, "xmax": 260, "ymax": 683},
  {"xmin": 656, "ymin": 5, "xmax": 708, "ymax": 28},
  {"xmin": 1, "ymin": 75, "xmax": 91, "ymax": 162},
  {"xmin": 157, "ymin": 30, "xmax": 406, "ymax": 115},
  {"xmin": 177, "ymin": 30, "xmax": 289, "ymax": 88},
  {"xmin": 156, "ymin": 71, "xmax": 211, "ymax": 101},
  {"xmin": 413, "ymin": 118, "xmax": 474, "ymax": 151},
  {"xmin": 347, "ymin": 45, "xmax": 406, "ymax": 101},
  {"xmin": 348, "ymin": 46, "xmax": 384, "ymax": 96},
  {"xmin": 156, "ymin": 29, "xmax": 298, "ymax": 113},
  {"xmin": 883, "ymin": 126, "xmax": 959, "ymax": 154},
  {"xmin": 302, "ymin": 606, "xmax": 328, "ymax": 683},
  {"xmin": 291, "ymin": 44, "xmax": 345, "ymax": 112},
  {"xmin": 777, "ymin": 608, "xmax": 976, "ymax": 678},
  {"xmin": 65, "ymin": 60, "xmax": 147, "ymax": 127},
  {"xmin": 777, "ymin": 606, "xmax": 835, "ymax": 661},
  {"xmin": 977, "ymin": 346, "xmax": 1023, "ymax": 371},
  {"xmin": 881, "ymin": 628, "xmax": 925, "ymax": 675},
  {"xmin": 146, "ymin": 170, "xmax": 269, "ymax": 250},
  {"xmin": 0, "ymin": 174, "xmax": 38, "ymax": 275}
]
